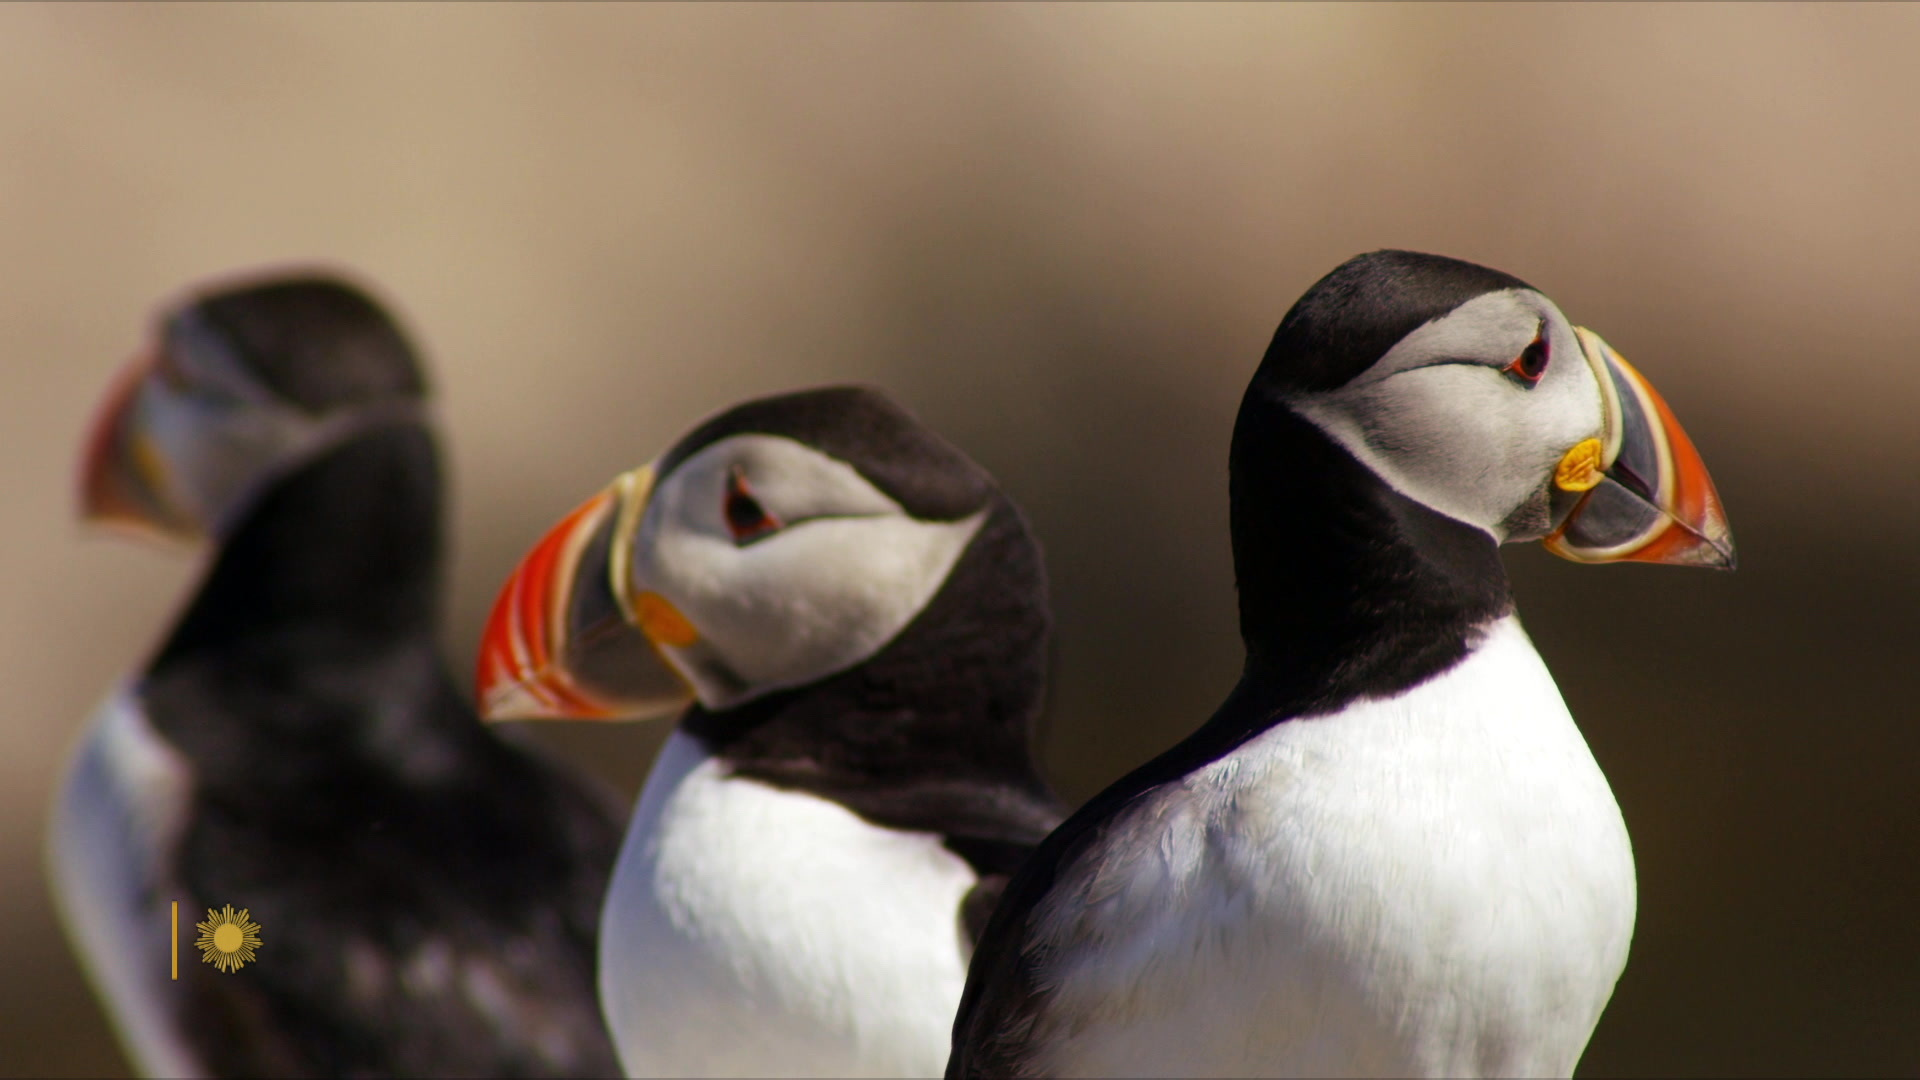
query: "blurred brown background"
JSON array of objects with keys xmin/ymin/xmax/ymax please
[{"xmin": 2, "ymin": 4, "xmax": 1914, "ymax": 1076}]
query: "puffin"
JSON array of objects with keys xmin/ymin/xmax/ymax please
[
  {"xmin": 947, "ymin": 250, "xmax": 1736, "ymax": 1079},
  {"xmin": 49, "ymin": 273, "xmax": 625, "ymax": 1078},
  {"xmin": 475, "ymin": 386, "xmax": 1067, "ymax": 1078}
]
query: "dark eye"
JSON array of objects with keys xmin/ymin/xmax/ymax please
[
  {"xmin": 723, "ymin": 466, "xmax": 782, "ymax": 544},
  {"xmin": 1504, "ymin": 331, "xmax": 1550, "ymax": 386}
]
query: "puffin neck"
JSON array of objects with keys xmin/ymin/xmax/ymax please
[
  {"xmin": 150, "ymin": 424, "xmax": 445, "ymax": 675},
  {"xmin": 680, "ymin": 495, "xmax": 1062, "ymax": 845},
  {"xmin": 1222, "ymin": 380, "xmax": 1513, "ymax": 729}
]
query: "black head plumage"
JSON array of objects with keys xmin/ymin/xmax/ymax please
[
  {"xmin": 657, "ymin": 385, "xmax": 995, "ymax": 522},
  {"xmin": 181, "ymin": 276, "xmax": 426, "ymax": 413},
  {"xmin": 1256, "ymin": 249, "xmax": 1535, "ymax": 394}
]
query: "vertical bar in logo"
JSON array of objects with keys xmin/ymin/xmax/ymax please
[{"xmin": 171, "ymin": 901, "xmax": 178, "ymax": 980}]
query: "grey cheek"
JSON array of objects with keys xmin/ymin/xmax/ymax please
[
  {"xmin": 1497, "ymin": 480, "xmax": 1555, "ymax": 543},
  {"xmin": 698, "ymin": 654, "xmax": 753, "ymax": 698},
  {"xmin": 674, "ymin": 637, "xmax": 753, "ymax": 702}
]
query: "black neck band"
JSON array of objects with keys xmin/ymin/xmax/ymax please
[{"xmin": 682, "ymin": 495, "xmax": 1062, "ymax": 850}]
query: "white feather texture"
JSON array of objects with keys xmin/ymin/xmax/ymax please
[
  {"xmin": 1025, "ymin": 617, "xmax": 1636, "ymax": 1078},
  {"xmin": 47, "ymin": 687, "xmax": 203, "ymax": 1080},
  {"xmin": 600, "ymin": 731, "xmax": 979, "ymax": 1078}
]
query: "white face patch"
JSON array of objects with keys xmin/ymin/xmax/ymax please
[
  {"xmin": 133, "ymin": 319, "xmax": 425, "ymax": 537},
  {"xmin": 1288, "ymin": 289, "xmax": 1606, "ymax": 539},
  {"xmin": 135, "ymin": 324, "xmax": 292, "ymax": 530},
  {"xmin": 631, "ymin": 434, "xmax": 986, "ymax": 710}
]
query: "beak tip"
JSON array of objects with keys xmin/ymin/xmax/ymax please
[
  {"xmin": 1711, "ymin": 538, "xmax": 1738, "ymax": 572},
  {"xmin": 473, "ymin": 679, "xmax": 547, "ymax": 723},
  {"xmin": 78, "ymin": 423, "xmax": 127, "ymax": 525},
  {"xmin": 1679, "ymin": 540, "xmax": 1738, "ymax": 572},
  {"xmin": 1689, "ymin": 502, "xmax": 1737, "ymax": 571}
]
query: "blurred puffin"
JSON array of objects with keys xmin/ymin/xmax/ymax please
[
  {"xmin": 948, "ymin": 251, "xmax": 1736, "ymax": 1078},
  {"xmin": 49, "ymin": 274, "xmax": 624, "ymax": 1078},
  {"xmin": 477, "ymin": 386, "xmax": 1066, "ymax": 1078}
]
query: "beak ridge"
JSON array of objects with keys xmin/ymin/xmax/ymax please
[
  {"xmin": 477, "ymin": 490, "xmax": 622, "ymax": 720},
  {"xmin": 475, "ymin": 465, "xmax": 694, "ymax": 722}
]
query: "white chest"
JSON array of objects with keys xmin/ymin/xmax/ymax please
[
  {"xmin": 599, "ymin": 730, "xmax": 979, "ymax": 1078},
  {"xmin": 1029, "ymin": 618, "xmax": 1637, "ymax": 1078},
  {"xmin": 48, "ymin": 687, "xmax": 204, "ymax": 1079}
]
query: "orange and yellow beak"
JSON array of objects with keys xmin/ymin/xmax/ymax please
[
  {"xmin": 475, "ymin": 465, "xmax": 694, "ymax": 722},
  {"xmin": 78, "ymin": 344, "xmax": 194, "ymax": 541},
  {"xmin": 1544, "ymin": 328, "xmax": 1735, "ymax": 569}
]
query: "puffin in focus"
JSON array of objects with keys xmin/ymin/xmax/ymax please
[
  {"xmin": 947, "ymin": 250, "xmax": 1736, "ymax": 1078},
  {"xmin": 476, "ymin": 386, "xmax": 1067, "ymax": 1078},
  {"xmin": 49, "ymin": 273, "xmax": 625, "ymax": 1078}
]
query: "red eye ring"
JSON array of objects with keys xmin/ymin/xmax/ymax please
[
  {"xmin": 723, "ymin": 466, "xmax": 782, "ymax": 544},
  {"xmin": 1504, "ymin": 331, "xmax": 1550, "ymax": 386}
]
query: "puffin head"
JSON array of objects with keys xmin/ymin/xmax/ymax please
[
  {"xmin": 476, "ymin": 385, "xmax": 1012, "ymax": 723},
  {"xmin": 1252, "ymin": 249, "xmax": 1734, "ymax": 568},
  {"xmin": 79, "ymin": 272, "xmax": 428, "ymax": 543}
]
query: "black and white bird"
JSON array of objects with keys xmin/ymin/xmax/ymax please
[
  {"xmin": 477, "ymin": 386, "xmax": 1067, "ymax": 1078},
  {"xmin": 50, "ymin": 274, "xmax": 625, "ymax": 1078},
  {"xmin": 948, "ymin": 250, "xmax": 1736, "ymax": 1078}
]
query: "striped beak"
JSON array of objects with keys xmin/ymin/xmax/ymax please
[
  {"xmin": 1544, "ymin": 328, "xmax": 1735, "ymax": 569},
  {"xmin": 475, "ymin": 465, "xmax": 694, "ymax": 722},
  {"xmin": 78, "ymin": 344, "xmax": 197, "ymax": 541}
]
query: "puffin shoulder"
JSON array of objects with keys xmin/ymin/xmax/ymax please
[{"xmin": 946, "ymin": 766, "xmax": 1185, "ymax": 1076}]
